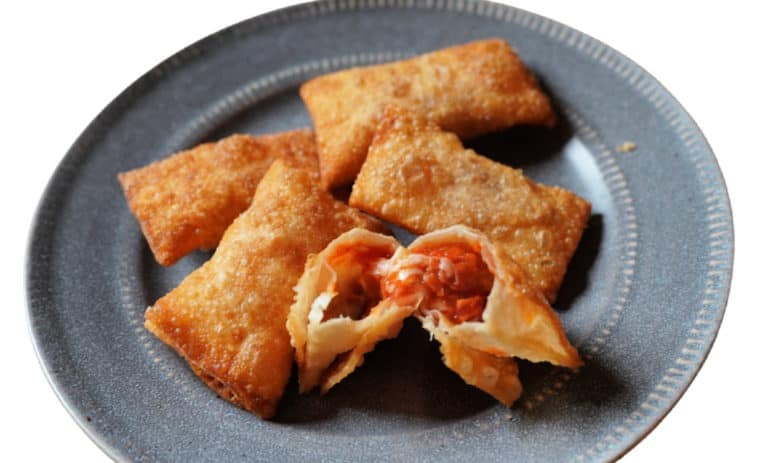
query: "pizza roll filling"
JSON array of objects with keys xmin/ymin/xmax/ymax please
[{"xmin": 381, "ymin": 242, "xmax": 494, "ymax": 325}]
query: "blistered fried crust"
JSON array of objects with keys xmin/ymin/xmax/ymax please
[
  {"xmin": 349, "ymin": 107, "xmax": 590, "ymax": 302},
  {"xmin": 433, "ymin": 329, "xmax": 523, "ymax": 407},
  {"xmin": 300, "ymin": 38, "xmax": 555, "ymax": 189},
  {"xmin": 118, "ymin": 130, "xmax": 317, "ymax": 266},
  {"xmin": 144, "ymin": 161, "xmax": 384, "ymax": 418}
]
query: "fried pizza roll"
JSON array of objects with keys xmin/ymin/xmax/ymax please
[
  {"xmin": 350, "ymin": 107, "xmax": 591, "ymax": 302},
  {"xmin": 118, "ymin": 129, "xmax": 317, "ymax": 266},
  {"xmin": 300, "ymin": 38, "xmax": 555, "ymax": 189},
  {"xmin": 144, "ymin": 161, "xmax": 385, "ymax": 419},
  {"xmin": 287, "ymin": 229, "xmax": 412, "ymax": 393},
  {"xmin": 382, "ymin": 226, "xmax": 582, "ymax": 372}
]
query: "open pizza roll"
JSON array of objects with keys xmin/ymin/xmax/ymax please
[
  {"xmin": 287, "ymin": 229, "xmax": 413, "ymax": 393},
  {"xmin": 382, "ymin": 225, "xmax": 582, "ymax": 381}
]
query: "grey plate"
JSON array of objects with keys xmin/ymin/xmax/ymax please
[{"xmin": 26, "ymin": 1, "xmax": 733, "ymax": 462}]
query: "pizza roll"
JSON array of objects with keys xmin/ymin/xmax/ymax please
[
  {"xmin": 382, "ymin": 225, "xmax": 582, "ymax": 372},
  {"xmin": 350, "ymin": 106, "xmax": 590, "ymax": 302},
  {"xmin": 144, "ymin": 161, "xmax": 385, "ymax": 419},
  {"xmin": 287, "ymin": 228, "xmax": 412, "ymax": 393},
  {"xmin": 300, "ymin": 38, "xmax": 555, "ymax": 189},
  {"xmin": 118, "ymin": 129, "xmax": 317, "ymax": 266}
]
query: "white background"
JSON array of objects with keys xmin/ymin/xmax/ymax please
[{"xmin": 2, "ymin": 1, "xmax": 765, "ymax": 461}]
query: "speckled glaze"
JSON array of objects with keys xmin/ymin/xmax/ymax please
[{"xmin": 26, "ymin": 1, "xmax": 733, "ymax": 462}]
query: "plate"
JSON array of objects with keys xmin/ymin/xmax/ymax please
[{"xmin": 26, "ymin": 1, "xmax": 733, "ymax": 461}]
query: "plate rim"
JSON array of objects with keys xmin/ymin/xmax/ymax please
[{"xmin": 25, "ymin": 1, "xmax": 734, "ymax": 462}]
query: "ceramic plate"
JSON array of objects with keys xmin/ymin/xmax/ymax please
[{"xmin": 27, "ymin": 1, "xmax": 733, "ymax": 461}]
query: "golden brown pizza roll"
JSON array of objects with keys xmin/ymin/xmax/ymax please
[
  {"xmin": 383, "ymin": 226, "xmax": 582, "ymax": 371},
  {"xmin": 144, "ymin": 161, "xmax": 385, "ymax": 419},
  {"xmin": 300, "ymin": 38, "xmax": 555, "ymax": 189},
  {"xmin": 349, "ymin": 106, "xmax": 591, "ymax": 302},
  {"xmin": 287, "ymin": 228, "xmax": 412, "ymax": 394},
  {"xmin": 118, "ymin": 129, "xmax": 317, "ymax": 266}
]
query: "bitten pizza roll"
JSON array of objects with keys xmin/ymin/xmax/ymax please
[
  {"xmin": 144, "ymin": 161, "xmax": 385, "ymax": 419},
  {"xmin": 287, "ymin": 229, "xmax": 412, "ymax": 393},
  {"xmin": 350, "ymin": 106, "xmax": 591, "ymax": 302},
  {"xmin": 382, "ymin": 226, "xmax": 582, "ymax": 371},
  {"xmin": 300, "ymin": 38, "xmax": 555, "ymax": 189},
  {"xmin": 118, "ymin": 129, "xmax": 317, "ymax": 266}
]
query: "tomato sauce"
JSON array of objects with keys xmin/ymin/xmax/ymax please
[{"xmin": 381, "ymin": 242, "xmax": 494, "ymax": 323}]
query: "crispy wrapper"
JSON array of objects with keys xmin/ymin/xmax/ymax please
[
  {"xmin": 118, "ymin": 130, "xmax": 317, "ymax": 266},
  {"xmin": 432, "ymin": 329, "xmax": 523, "ymax": 407},
  {"xmin": 390, "ymin": 226, "xmax": 582, "ymax": 370},
  {"xmin": 144, "ymin": 161, "xmax": 385, "ymax": 418},
  {"xmin": 287, "ymin": 228, "xmax": 411, "ymax": 393},
  {"xmin": 350, "ymin": 107, "xmax": 591, "ymax": 302},
  {"xmin": 300, "ymin": 38, "xmax": 555, "ymax": 189}
]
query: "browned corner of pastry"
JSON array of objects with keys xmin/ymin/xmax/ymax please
[
  {"xmin": 190, "ymin": 364, "xmax": 278, "ymax": 419},
  {"xmin": 117, "ymin": 169, "xmax": 141, "ymax": 213},
  {"xmin": 298, "ymin": 76, "xmax": 316, "ymax": 100},
  {"xmin": 117, "ymin": 170, "xmax": 175, "ymax": 266},
  {"xmin": 116, "ymin": 170, "xmax": 132, "ymax": 197},
  {"xmin": 146, "ymin": 313, "xmax": 279, "ymax": 419},
  {"xmin": 469, "ymin": 37, "xmax": 557, "ymax": 128}
]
